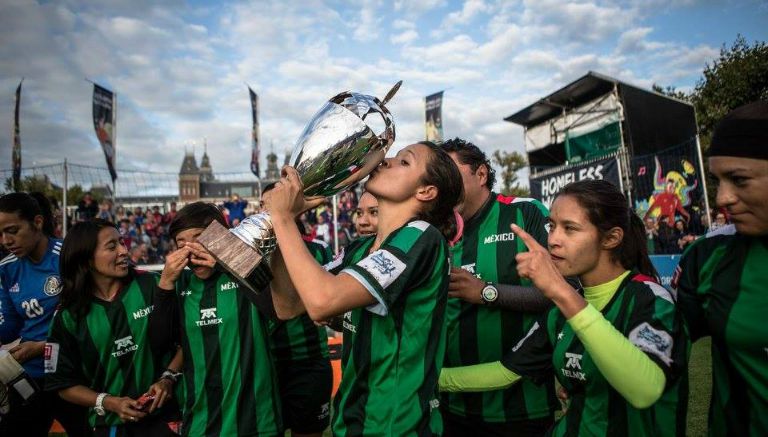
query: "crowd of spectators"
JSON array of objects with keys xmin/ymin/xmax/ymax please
[
  {"xmin": 644, "ymin": 207, "xmax": 732, "ymax": 255},
  {"xmin": 2, "ymin": 189, "xmax": 728, "ymax": 265},
  {"xmin": 37, "ymin": 188, "xmax": 363, "ymax": 266}
]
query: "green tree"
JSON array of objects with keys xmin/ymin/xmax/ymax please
[
  {"xmin": 492, "ymin": 150, "xmax": 529, "ymax": 197},
  {"xmin": 653, "ymin": 35, "xmax": 768, "ymax": 149},
  {"xmin": 694, "ymin": 35, "xmax": 768, "ymax": 148},
  {"xmin": 3, "ymin": 175, "xmax": 89, "ymax": 207},
  {"xmin": 651, "ymin": 84, "xmax": 690, "ymax": 102}
]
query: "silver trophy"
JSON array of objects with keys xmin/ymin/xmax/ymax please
[{"xmin": 198, "ymin": 81, "xmax": 401, "ymax": 294}]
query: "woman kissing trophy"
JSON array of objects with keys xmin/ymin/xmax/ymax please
[{"xmin": 197, "ymin": 81, "xmax": 401, "ymax": 298}]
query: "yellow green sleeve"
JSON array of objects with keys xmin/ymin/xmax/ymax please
[
  {"xmin": 568, "ymin": 304, "xmax": 666, "ymax": 409},
  {"xmin": 438, "ymin": 361, "xmax": 521, "ymax": 392}
]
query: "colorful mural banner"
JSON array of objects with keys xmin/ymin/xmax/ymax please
[{"xmin": 631, "ymin": 140, "xmax": 703, "ymax": 229}]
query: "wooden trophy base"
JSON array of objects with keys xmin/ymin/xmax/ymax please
[{"xmin": 197, "ymin": 220, "xmax": 266, "ymax": 297}]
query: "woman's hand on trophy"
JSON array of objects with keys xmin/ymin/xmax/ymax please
[{"xmin": 265, "ymin": 166, "xmax": 324, "ymax": 219}]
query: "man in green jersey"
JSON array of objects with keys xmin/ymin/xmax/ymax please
[
  {"xmin": 674, "ymin": 101, "xmax": 768, "ymax": 436},
  {"xmin": 152, "ymin": 203, "xmax": 282, "ymax": 436},
  {"xmin": 441, "ymin": 138, "xmax": 558, "ymax": 436}
]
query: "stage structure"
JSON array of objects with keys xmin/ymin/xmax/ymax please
[{"xmin": 505, "ymin": 71, "xmax": 710, "ymax": 228}]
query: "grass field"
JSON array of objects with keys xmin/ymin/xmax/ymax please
[
  {"xmin": 687, "ymin": 337, "xmax": 712, "ymax": 436},
  {"xmin": 50, "ymin": 338, "xmax": 714, "ymax": 437}
]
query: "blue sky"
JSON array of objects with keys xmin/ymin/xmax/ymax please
[{"xmin": 1, "ymin": 0, "xmax": 766, "ymax": 185}]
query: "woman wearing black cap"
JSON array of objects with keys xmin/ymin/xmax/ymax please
[{"xmin": 674, "ymin": 100, "xmax": 768, "ymax": 436}]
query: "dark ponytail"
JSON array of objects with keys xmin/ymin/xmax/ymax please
[
  {"xmin": 0, "ymin": 191, "xmax": 55, "ymax": 237},
  {"xmin": 416, "ymin": 141, "xmax": 464, "ymax": 240},
  {"xmin": 559, "ymin": 180, "xmax": 658, "ymax": 279}
]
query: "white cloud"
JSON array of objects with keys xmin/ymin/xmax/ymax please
[
  {"xmin": 352, "ymin": 0, "xmax": 382, "ymax": 42},
  {"xmin": 394, "ymin": 0, "xmax": 446, "ymax": 15},
  {"xmin": 441, "ymin": 0, "xmax": 489, "ymax": 28},
  {"xmin": 391, "ymin": 29, "xmax": 419, "ymax": 45},
  {"xmin": 0, "ymin": 0, "xmax": 743, "ymax": 196}
]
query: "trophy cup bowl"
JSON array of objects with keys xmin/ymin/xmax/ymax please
[{"xmin": 197, "ymin": 82, "xmax": 401, "ymax": 296}]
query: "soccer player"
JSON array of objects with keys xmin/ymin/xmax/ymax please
[
  {"xmin": 439, "ymin": 138, "xmax": 558, "ymax": 436},
  {"xmin": 152, "ymin": 202, "xmax": 282, "ymax": 436},
  {"xmin": 353, "ymin": 190, "xmax": 379, "ymax": 237},
  {"xmin": 0, "ymin": 192, "xmax": 90, "ymax": 436},
  {"xmin": 440, "ymin": 180, "xmax": 690, "ymax": 436},
  {"xmin": 264, "ymin": 141, "xmax": 464, "ymax": 436},
  {"xmin": 261, "ymin": 182, "xmax": 334, "ymax": 437},
  {"xmin": 674, "ymin": 100, "xmax": 768, "ymax": 436},
  {"xmin": 45, "ymin": 220, "xmax": 180, "ymax": 437}
]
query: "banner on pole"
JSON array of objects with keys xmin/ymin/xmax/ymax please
[
  {"xmin": 92, "ymin": 83, "xmax": 117, "ymax": 182},
  {"xmin": 425, "ymin": 91, "xmax": 443, "ymax": 142},
  {"xmin": 249, "ymin": 87, "xmax": 260, "ymax": 177},
  {"xmin": 12, "ymin": 79, "xmax": 23, "ymax": 191},
  {"xmin": 529, "ymin": 155, "xmax": 621, "ymax": 208}
]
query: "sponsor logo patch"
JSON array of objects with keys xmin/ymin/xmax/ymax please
[
  {"xmin": 342, "ymin": 311, "xmax": 356, "ymax": 334},
  {"xmin": 112, "ymin": 336, "xmax": 139, "ymax": 358},
  {"xmin": 629, "ymin": 322, "xmax": 673, "ymax": 366},
  {"xmin": 196, "ymin": 307, "xmax": 223, "ymax": 327},
  {"xmin": 562, "ymin": 352, "xmax": 586, "ymax": 381}
]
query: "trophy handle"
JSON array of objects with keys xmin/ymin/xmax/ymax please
[{"xmin": 380, "ymin": 80, "xmax": 403, "ymax": 106}]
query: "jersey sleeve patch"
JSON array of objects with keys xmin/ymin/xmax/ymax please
[
  {"xmin": 629, "ymin": 322, "xmax": 674, "ymax": 366},
  {"xmin": 356, "ymin": 249, "xmax": 407, "ymax": 289},
  {"xmin": 342, "ymin": 249, "xmax": 407, "ymax": 316}
]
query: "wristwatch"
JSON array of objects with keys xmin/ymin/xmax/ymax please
[
  {"xmin": 161, "ymin": 368, "xmax": 183, "ymax": 384},
  {"xmin": 94, "ymin": 392, "xmax": 109, "ymax": 416},
  {"xmin": 481, "ymin": 283, "xmax": 498, "ymax": 305}
]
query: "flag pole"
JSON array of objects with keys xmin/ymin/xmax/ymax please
[
  {"xmin": 62, "ymin": 159, "xmax": 68, "ymax": 238},
  {"xmin": 112, "ymin": 90, "xmax": 117, "ymax": 202}
]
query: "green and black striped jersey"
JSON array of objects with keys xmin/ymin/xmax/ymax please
[
  {"xmin": 45, "ymin": 272, "xmax": 173, "ymax": 427},
  {"xmin": 503, "ymin": 273, "xmax": 689, "ymax": 436},
  {"xmin": 674, "ymin": 227, "xmax": 768, "ymax": 436},
  {"xmin": 176, "ymin": 269, "xmax": 281, "ymax": 437},
  {"xmin": 443, "ymin": 193, "xmax": 559, "ymax": 422},
  {"xmin": 269, "ymin": 239, "xmax": 331, "ymax": 363},
  {"xmin": 329, "ymin": 220, "xmax": 450, "ymax": 437}
]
